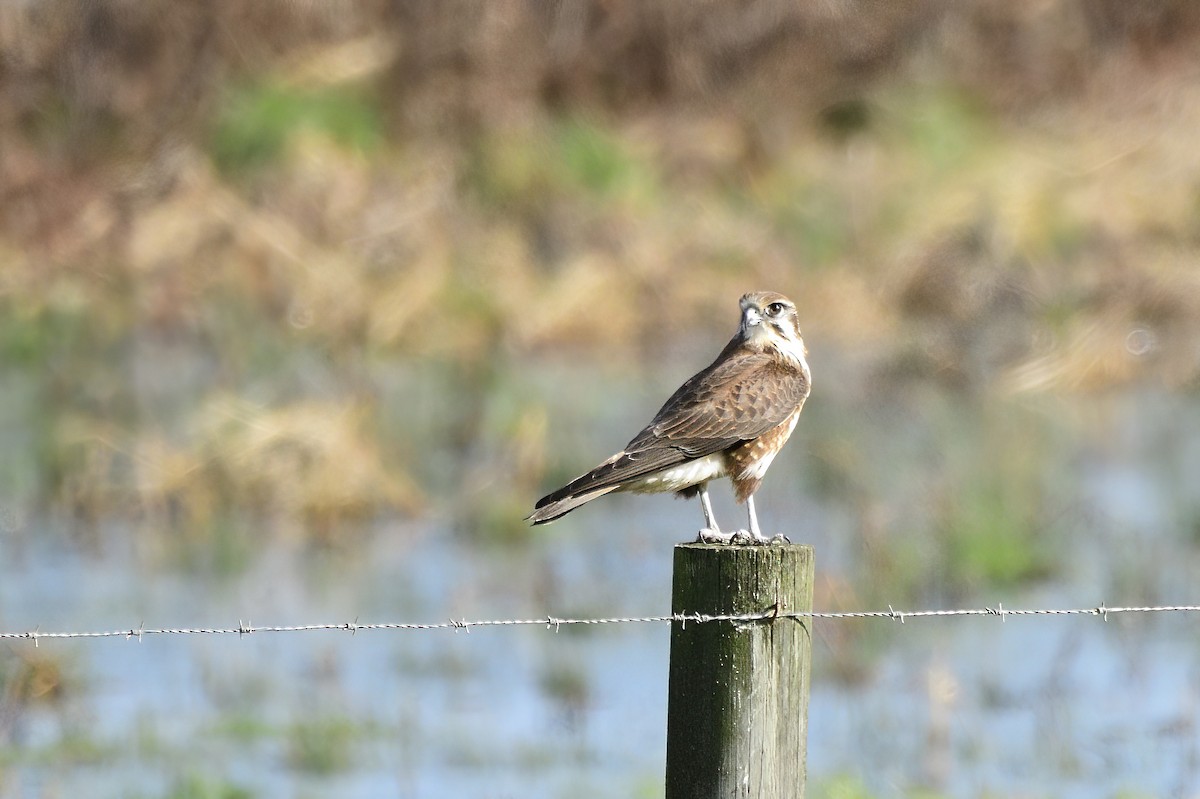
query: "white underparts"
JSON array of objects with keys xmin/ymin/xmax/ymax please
[{"xmin": 625, "ymin": 453, "xmax": 727, "ymax": 494}]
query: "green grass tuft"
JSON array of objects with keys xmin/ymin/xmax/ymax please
[
  {"xmin": 155, "ymin": 775, "xmax": 254, "ymax": 799},
  {"xmin": 940, "ymin": 481, "xmax": 1057, "ymax": 589},
  {"xmin": 287, "ymin": 716, "xmax": 360, "ymax": 774},
  {"xmin": 466, "ymin": 115, "xmax": 659, "ymax": 211},
  {"xmin": 212, "ymin": 82, "xmax": 381, "ymax": 174}
]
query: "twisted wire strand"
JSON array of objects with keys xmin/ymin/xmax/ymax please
[{"xmin": 4, "ymin": 604, "xmax": 1199, "ymax": 645}]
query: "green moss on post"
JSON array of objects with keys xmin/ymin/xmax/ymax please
[{"xmin": 665, "ymin": 543, "xmax": 814, "ymax": 799}]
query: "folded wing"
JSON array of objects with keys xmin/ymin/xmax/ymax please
[{"xmin": 528, "ymin": 351, "xmax": 809, "ymax": 524}]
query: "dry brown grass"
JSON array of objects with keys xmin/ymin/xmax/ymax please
[{"xmin": 3, "ymin": 0, "xmax": 1200, "ymax": 538}]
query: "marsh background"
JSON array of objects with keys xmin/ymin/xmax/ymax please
[{"xmin": 2, "ymin": 2, "xmax": 1200, "ymax": 797}]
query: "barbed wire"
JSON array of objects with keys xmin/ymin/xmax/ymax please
[{"xmin": 3, "ymin": 604, "xmax": 1199, "ymax": 646}]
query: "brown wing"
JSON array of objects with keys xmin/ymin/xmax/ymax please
[
  {"xmin": 626, "ymin": 350, "xmax": 810, "ymax": 458},
  {"xmin": 529, "ymin": 348, "xmax": 809, "ymax": 522}
]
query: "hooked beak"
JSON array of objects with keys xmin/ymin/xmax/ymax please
[{"xmin": 743, "ymin": 307, "xmax": 763, "ymax": 328}]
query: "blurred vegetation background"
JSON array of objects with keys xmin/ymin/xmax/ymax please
[
  {"xmin": 4, "ymin": 3, "xmax": 1200, "ymax": 796},
  {"xmin": 2, "ymin": 0, "xmax": 1199, "ymax": 544}
]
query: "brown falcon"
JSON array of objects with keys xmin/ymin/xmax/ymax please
[{"xmin": 528, "ymin": 291, "xmax": 811, "ymax": 544}]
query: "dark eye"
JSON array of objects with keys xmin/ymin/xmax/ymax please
[{"xmin": 765, "ymin": 302, "xmax": 785, "ymax": 317}]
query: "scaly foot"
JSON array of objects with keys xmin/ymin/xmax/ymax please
[
  {"xmin": 697, "ymin": 528, "xmax": 736, "ymax": 544},
  {"xmin": 732, "ymin": 529, "xmax": 790, "ymax": 546}
]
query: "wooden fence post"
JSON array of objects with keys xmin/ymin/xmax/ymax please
[{"xmin": 665, "ymin": 542, "xmax": 815, "ymax": 799}]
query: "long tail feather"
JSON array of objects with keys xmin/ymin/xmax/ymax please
[{"xmin": 526, "ymin": 485, "xmax": 620, "ymax": 525}]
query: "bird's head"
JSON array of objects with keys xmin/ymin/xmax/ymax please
[{"xmin": 738, "ymin": 291, "xmax": 807, "ymax": 365}]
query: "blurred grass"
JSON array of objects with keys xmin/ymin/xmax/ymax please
[
  {"xmin": 286, "ymin": 716, "xmax": 361, "ymax": 774},
  {"xmin": 812, "ymin": 774, "xmax": 953, "ymax": 799},
  {"xmin": 939, "ymin": 479, "xmax": 1057, "ymax": 591},
  {"xmin": 0, "ymin": 646, "xmax": 74, "ymax": 746},
  {"xmin": 212, "ymin": 82, "xmax": 382, "ymax": 175},
  {"xmin": 468, "ymin": 118, "xmax": 659, "ymax": 211},
  {"xmin": 1, "ymin": 0, "xmax": 1200, "ymax": 576},
  {"xmin": 148, "ymin": 776, "xmax": 254, "ymax": 799}
]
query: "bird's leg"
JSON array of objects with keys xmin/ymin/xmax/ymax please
[
  {"xmin": 747, "ymin": 494, "xmax": 763, "ymax": 539},
  {"xmin": 696, "ymin": 484, "xmax": 736, "ymax": 544},
  {"xmin": 733, "ymin": 495, "xmax": 790, "ymax": 545}
]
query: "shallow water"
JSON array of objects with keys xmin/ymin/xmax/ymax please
[{"xmin": 3, "ymin": 377, "xmax": 1200, "ymax": 798}]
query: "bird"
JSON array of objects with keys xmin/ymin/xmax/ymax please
[{"xmin": 528, "ymin": 291, "xmax": 811, "ymax": 544}]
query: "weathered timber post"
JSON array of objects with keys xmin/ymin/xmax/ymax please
[{"xmin": 665, "ymin": 543, "xmax": 814, "ymax": 799}]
